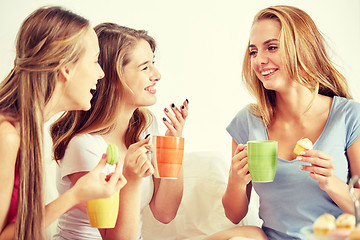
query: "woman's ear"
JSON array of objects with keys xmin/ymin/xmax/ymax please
[
  {"xmin": 58, "ymin": 61, "xmax": 74, "ymax": 82},
  {"xmin": 58, "ymin": 65, "xmax": 70, "ymax": 82}
]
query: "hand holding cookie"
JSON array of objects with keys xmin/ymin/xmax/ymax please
[{"xmin": 295, "ymin": 137, "xmax": 335, "ymax": 191}]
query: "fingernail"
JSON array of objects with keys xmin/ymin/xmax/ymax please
[
  {"xmin": 171, "ymin": 103, "xmax": 175, "ymax": 108},
  {"xmin": 186, "ymin": 99, "xmax": 189, "ymax": 104},
  {"xmin": 181, "ymin": 105, "xmax": 185, "ymax": 109},
  {"xmin": 164, "ymin": 108, "xmax": 169, "ymax": 113},
  {"xmin": 163, "ymin": 117, "xmax": 167, "ymax": 121},
  {"xmin": 300, "ymin": 152, "xmax": 305, "ymax": 155},
  {"xmin": 102, "ymin": 153, "xmax": 107, "ymax": 159},
  {"xmin": 145, "ymin": 133, "xmax": 150, "ymax": 139}
]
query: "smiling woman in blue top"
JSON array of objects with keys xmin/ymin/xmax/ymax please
[{"xmin": 204, "ymin": 5, "xmax": 360, "ymax": 240}]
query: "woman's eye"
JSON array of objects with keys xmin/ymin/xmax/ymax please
[
  {"xmin": 142, "ymin": 66, "xmax": 149, "ymax": 71},
  {"xmin": 249, "ymin": 50, "xmax": 257, "ymax": 56},
  {"xmin": 268, "ymin": 46, "xmax": 278, "ymax": 51}
]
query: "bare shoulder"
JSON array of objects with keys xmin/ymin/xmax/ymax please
[{"xmin": 0, "ymin": 116, "xmax": 20, "ymax": 153}]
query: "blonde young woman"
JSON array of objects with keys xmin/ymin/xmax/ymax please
[
  {"xmin": 51, "ymin": 23, "xmax": 188, "ymax": 240},
  {"xmin": 0, "ymin": 7, "xmax": 127, "ymax": 240},
  {"xmin": 205, "ymin": 5, "xmax": 360, "ymax": 240}
]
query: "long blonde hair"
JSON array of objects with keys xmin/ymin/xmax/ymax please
[
  {"xmin": 51, "ymin": 23, "xmax": 155, "ymax": 161},
  {"xmin": 242, "ymin": 5, "xmax": 351, "ymax": 126},
  {"xmin": 0, "ymin": 6, "xmax": 89, "ymax": 239}
]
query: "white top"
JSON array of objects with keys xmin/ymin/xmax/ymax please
[{"xmin": 53, "ymin": 124, "xmax": 158, "ymax": 240}]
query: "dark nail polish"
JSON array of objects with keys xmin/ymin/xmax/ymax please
[
  {"xmin": 181, "ymin": 105, "xmax": 185, "ymax": 109},
  {"xmin": 171, "ymin": 103, "xmax": 175, "ymax": 108},
  {"xmin": 163, "ymin": 117, "xmax": 167, "ymax": 121},
  {"xmin": 186, "ymin": 99, "xmax": 189, "ymax": 104},
  {"xmin": 164, "ymin": 108, "xmax": 169, "ymax": 113},
  {"xmin": 145, "ymin": 133, "xmax": 150, "ymax": 139}
]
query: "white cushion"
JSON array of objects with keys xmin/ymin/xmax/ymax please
[{"xmin": 142, "ymin": 151, "xmax": 262, "ymax": 240}]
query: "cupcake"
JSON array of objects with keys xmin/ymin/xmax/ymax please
[
  {"xmin": 336, "ymin": 213, "xmax": 356, "ymax": 231},
  {"xmin": 313, "ymin": 213, "xmax": 336, "ymax": 235},
  {"xmin": 293, "ymin": 137, "xmax": 313, "ymax": 156}
]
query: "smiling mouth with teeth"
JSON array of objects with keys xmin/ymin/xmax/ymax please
[
  {"xmin": 90, "ymin": 86, "xmax": 97, "ymax": 95},
  {"xmin": 261, "ymin": 69, "xmax": 276, "ymax": 76},
  {"xmin": 145, "ymin": 85, "xmax": 156, "ymax": 93}
]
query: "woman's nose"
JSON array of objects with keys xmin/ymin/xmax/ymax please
[
  {"xmin": 98, "ymin": 64, "xmax": 105, "ymax": 79},
  {"xmin": 151, "ymin": 67, "xmax": 161, "ymax": 81},
  {"xmin": 255, "ymin": 51, "xmax": 269, "ymax": 65}
]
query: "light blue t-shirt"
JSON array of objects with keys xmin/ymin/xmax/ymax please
[{"xmin": 226, "ymin": 96, "xmax": 360, "ymax": 240}]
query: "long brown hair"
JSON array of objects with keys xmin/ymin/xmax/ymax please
[
  {"xmin": 242, "ymin": 5, "xmax": 351, "ymax": 126},
  {"xmin": 51, "ymin": 23, "xmax": 155, "ymax": 161},
  {"xmin": 0, "ymin": 6, "xmax": 89, "ymax": 239}
]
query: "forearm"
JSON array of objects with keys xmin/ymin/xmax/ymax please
[
  {"xmin": 222, "ymin": 181, "xmax": 250, "ymax": 224},
  {"xmin": 0, "ymin": 222, "xmax": 15, "ymax": 240},
  {"xmin": 102, "ymin": 178, "xmax": 142, "ymax": 240},
  {"xmin": 150, "ymin": 170, "xmax": 183, "ymax": 224},
  {"xmin": 45, "ymin": 187, "xmax": 80, "ymax": 227},
  {"xmin": 326, "ymin": 176, "xmax": 359, "ymax": 213}
]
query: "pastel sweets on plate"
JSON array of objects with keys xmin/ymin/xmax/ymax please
[
  {"xmin": 308, "ymin": 213, "xmax": 357, "ymax": 240},
  {"xmin": 336, "ymin": 213, "xmax": 356, "ymax": 231},
  {"xmin": 313, "ymin": 213, "xmax": 336, "ymax": 235}
]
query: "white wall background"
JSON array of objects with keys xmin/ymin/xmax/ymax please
[
  {"xmin": 1, "ymin": 1, "xmax": 359, "ymax": 239},
  {"xmin": 1, "ymin": 0, "xmax": 359, "ymax": 159}
]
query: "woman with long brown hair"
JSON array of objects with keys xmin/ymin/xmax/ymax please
[
  {"xmin": 205, "ymin": 5, "xmax": 360, "ymax": 240},
  {"xmin": 0, "ymin": 7, "xmax": 126, "ymax": 240},
  {"xmin": 51, "ymin": 23, "xmax": 188, "ymax": 239}
]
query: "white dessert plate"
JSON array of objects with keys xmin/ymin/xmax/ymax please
[{"xmin": 300, "ymin": 225, "xmax": 346, "ymax": 240}]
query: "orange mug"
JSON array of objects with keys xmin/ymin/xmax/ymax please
[{"xmin": 151, "ymin": 136, "xmax": 184, "ymax": 179}]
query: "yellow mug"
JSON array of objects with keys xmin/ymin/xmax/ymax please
[{"xmin": 86, "ymin": 191, "xmax": 119, "ymax": 228}]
